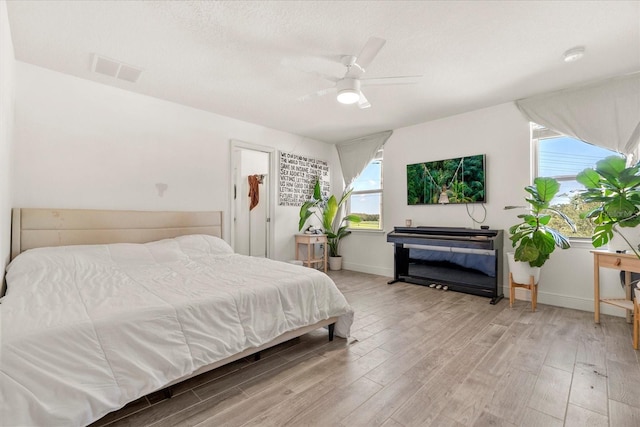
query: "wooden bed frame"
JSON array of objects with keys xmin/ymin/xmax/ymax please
[{"xmin": 9, "ymin": 208, "xmax": 338, "ymax": 395}]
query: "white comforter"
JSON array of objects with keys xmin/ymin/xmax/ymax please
[{"xmin": 0, "ymin": 235, "xmax": 353, "ymax": 426}]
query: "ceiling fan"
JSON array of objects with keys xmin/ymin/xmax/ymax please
[{"xmin": 299, "ymin": 37, "xmax": 422, "ymax": 109}]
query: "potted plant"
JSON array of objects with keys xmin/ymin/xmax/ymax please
[
  {"xmin": 299, "ymin": 179, "xmax": 362, "ymax": 270},
  {"xmin": 506, "ymin": 177, "xmax": 576, "ymax": 284},
  {"xmin": 577, "ymin": 155, "xmax": 640, "ymax": 258}
]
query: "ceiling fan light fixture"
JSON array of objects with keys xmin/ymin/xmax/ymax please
[
  {"xmin": 337, "ymin": 90, "xmax": 360, "ymax": 104},
  {"xmin": 336, "ymin": 78, "xmax": 361, "ymax": 104}
]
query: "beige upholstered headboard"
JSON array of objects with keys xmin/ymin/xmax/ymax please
[{"xmin": 10, "ymin": 208, "xmax": 223, "ymax": 260}]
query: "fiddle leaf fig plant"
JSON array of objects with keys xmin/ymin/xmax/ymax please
[
  {"xmin": 508, "ymin": 177, "xmax": 576, "ymax": 267},
  {"xmin": 298, "ymin": 179, "xmax": 362, "ymax": 257},
  {"xmin": 577, "ymin": 155, "xmax": 640, "ymax": 258}
]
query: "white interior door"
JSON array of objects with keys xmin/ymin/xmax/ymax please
[{"xmin": 230, "ymin": 140, "xmax": 274, "ymax": 258}]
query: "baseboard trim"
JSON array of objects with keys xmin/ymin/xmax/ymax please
[
  {"xmin": 340, "ymin": 265, "xmax": 624, "ymax": 318},
  {"xmin": 342, "ymin": 261, "xmax": 393, "ymax": 278},
  {"xmin": 503, "ymin": 286, "xmax": 625, "ymax": 318}
]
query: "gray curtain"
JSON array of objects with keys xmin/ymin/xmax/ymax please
[
  {"xmin": 515, "ymin": 72, "xmax": 640, "ymax": 155},
  {"xmin": 336, "ymin": 130, "xmax": 393, "ymax": 187}
]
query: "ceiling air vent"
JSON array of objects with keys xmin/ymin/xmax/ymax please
[{"xmin": 91, "ymin": 54, "xmax": 142, "ymax": 83}]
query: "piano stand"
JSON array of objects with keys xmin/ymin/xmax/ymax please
[
  {"xmin": 489, "ymin": 294, "xmax": 504, "ymax": 305},
  {"xmin": 387, "ymin": 226, "xmax": 504, "ymax": 303}
]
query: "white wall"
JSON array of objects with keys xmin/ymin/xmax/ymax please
[
  {"xmin": 0, "ymin": 0, "xmax": 15, "ymax": 280},
  {"xmin": 12, "ymin": 61, "xmax": 339, "ymax": 262},
  {"xmin": 342, "ymin": 102, "xmax": 626, "ymax": 316},
  {"xmin": 10, "ymin": 58, "xmax": 625, "ymax": 316}
]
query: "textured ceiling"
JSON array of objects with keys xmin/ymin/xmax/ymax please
[{"xmin": 6, "ymin": 0, "xmax": 640, "ymax": 143}]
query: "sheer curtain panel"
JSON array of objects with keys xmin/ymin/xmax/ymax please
[
  {"xmin": 336, "ymin": 130, "xmax": 393, "ymax": 187},
  {"xmin": 516, "ymin": 72, "xmax": 640, "ymax": 155}
]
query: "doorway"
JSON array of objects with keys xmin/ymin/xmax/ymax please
[{"xmin": 230, "ymin": 140, "xmax": 275, "ymax": 258}]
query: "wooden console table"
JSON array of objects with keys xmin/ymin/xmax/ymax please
[
  {"xmin": 295, "ymin": 234, "xmax": 327, "ymax": 272},
  {"xmin": 592, "ymin": 250, "xmax": 640, "ymax": 324}
]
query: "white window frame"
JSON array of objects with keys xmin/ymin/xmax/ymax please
[
  {"xmin": 532, "ymin": 125, "xmax": 582, "ymax": 195},
  {"xmin": 348, "ymin": 149, "xmax": 383, "ymax": 231},
  {"xmin": 531, "ymin": 124, "xmax": 627, "ymax": 243}
]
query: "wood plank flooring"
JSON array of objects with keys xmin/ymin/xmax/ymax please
[{"xmin": 91, "ymin": 270, "xmax": 640, "ymax": 427}]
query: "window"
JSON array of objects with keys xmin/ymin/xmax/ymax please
[
  {"xmin": 533, "ymin": 124, "xmax": 624, "ymax": 239},
  {"xmin": 348, "ymin": 149, "xmax": 383, "ymax": 230}
]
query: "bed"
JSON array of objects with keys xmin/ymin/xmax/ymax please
[{"xmin": 0, "ymin": 208, "xmax": 353, "ymax": 427}]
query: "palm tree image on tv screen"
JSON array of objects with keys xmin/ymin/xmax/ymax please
[{"xmin": 407, "ymin": 154, "xmax": 486, "ymax": 205}]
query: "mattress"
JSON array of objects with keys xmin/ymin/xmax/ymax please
[{"xmin": 0, "ymin": 234, "xmax": 353, "ymax": 426}]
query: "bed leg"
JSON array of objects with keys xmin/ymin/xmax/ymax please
[
  {"xmin": 254, "ymin": 351, "xmax": 261, "ymax": 361},
  {"xmin": 163, "ymin": 387, "xmax": 174, "ymax": 399},
  {"xmin": 328, "ymin": 323, "xmax": 335, "ymax": 341}
]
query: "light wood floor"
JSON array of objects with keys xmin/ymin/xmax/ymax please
[{"xmin": 92, "ymin": 270, "xmax": 640, "ymax": 427}]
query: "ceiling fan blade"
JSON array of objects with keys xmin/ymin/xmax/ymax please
[
  {"xmin": 280, "ymin": 55, "xmax": 344, "ymax": 77},
  {"xmin": 358, "ymin": 91, "xmax": 371, "ymax": 109},
  {"xmin": 354, "ymin": 37, "xmax": 386, "ymax": 73},
  {"xmin": 297, "ymin": 87, "xmax": 335, "ymax": 102},
  {"xmin": 361, "ymin": 75, "xmax": 422, "ymax": 86}
]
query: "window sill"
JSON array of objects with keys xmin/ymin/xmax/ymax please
[
  {"xmin": 348, "ymin": 228, "xmax": 386, "ymax": 234},
  {"xmin": 565, "ymin": 238, "xmax": 602, "ymax": 251}
]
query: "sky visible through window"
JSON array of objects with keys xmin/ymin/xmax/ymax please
[
  {"xmin": 351, "ymin": 160, "xmax": 381, "ymax": 214},
  {"xmin": 538, "ymin": 136, "xmax": 621, "ymax": 204},
  {"xmin": 538, "ymin": 137, "xmax": 619, "ymax": 176}
]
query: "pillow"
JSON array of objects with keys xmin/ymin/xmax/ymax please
[
  {"xmin": 5, "ymin": 235, "xmax": 233, "ymax": 289},
  {"xmin": 174, "ymin": 234, "xmax": 234, "ymax": 256}
]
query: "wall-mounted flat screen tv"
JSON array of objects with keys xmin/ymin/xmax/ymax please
[{"xmin": 407, "ymin": 154, "xmax": 486, "ymax": 205}]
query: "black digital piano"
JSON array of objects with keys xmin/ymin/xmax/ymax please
[{"xmin": 387, "ymin": 226, "xmax": 504, "ymax": 304}]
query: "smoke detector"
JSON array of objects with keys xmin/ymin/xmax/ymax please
[{"xmin": 562, "ymin": 46, "xmax": 585, "ymax": 63}]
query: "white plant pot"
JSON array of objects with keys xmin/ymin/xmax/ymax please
[
  {"xmin": 329, "ymin": 256, "xmax": 343, "ymax": 271},
  {"xmin": 506, "ymin": 252, "xmax": 540, "ymax": 285}
]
